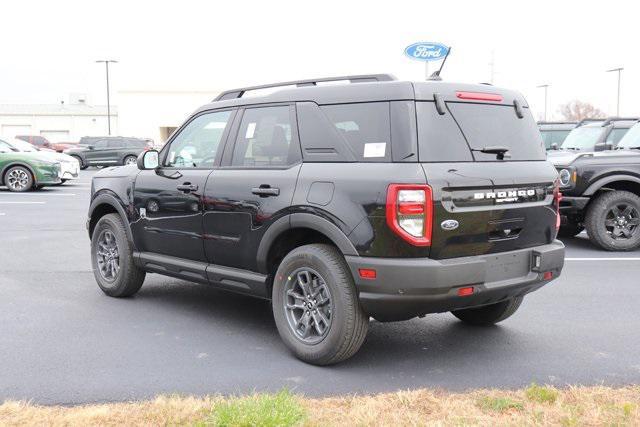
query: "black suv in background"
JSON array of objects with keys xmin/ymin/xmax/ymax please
[
  {"xmin": 555, "ymin": 121, "xmax": 640, "ymax": 250},
  {"xmin": 537, "ymin": 121, "xmax": 576, "ymax": 149},
  {"xmin": 64, "ymin": 136, "xmax": 151, "ymax": 169},
  {"xmin": 86, "ymin": 74, "xmax": 564, "ymax": 364},
  {"xmin": 548, "ymin": 118, "xmax": 638, "ymax": 164}
]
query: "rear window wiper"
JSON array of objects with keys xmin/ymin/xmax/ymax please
[{"xmin": 471, "ymin": 145, "xmax": 510, "ymax": 160}]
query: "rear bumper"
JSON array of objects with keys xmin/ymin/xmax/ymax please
[{"xmin": 345, "ymin": 240, "xmax": 565, "ymax": 321}]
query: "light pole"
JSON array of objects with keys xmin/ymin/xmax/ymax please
[
  {"xmin": 96, "ymin": 59, "xmax": 118, "ymax": 135},
  {"xmin": 606, "ymin": 67, "xmax": 623, "ymax": 116},
  {"xmin": 537, "ymin": 84, "xmax": 550, "ymax": 121}
]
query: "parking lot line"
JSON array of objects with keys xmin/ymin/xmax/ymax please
[
  {"xmin": 0, "ymin": 201, "xmax": 46, "ymax": 204},
  {"xmin": 566, "ymin": 257, "xmax": 640, "ymax": 261},
  {"xmin": 0, "ymin": 193, "xmax": 76, "ymax": 196}
]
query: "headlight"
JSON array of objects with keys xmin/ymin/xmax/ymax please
[{"xmin": 559, "ymin": 169, "xmax": 571, "ymax": 186}]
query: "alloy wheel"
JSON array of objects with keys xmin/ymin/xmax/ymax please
[
  {"xmin": 96, "ymin": 230, "xmax": 120, "ymax": 282},
  {"xmin": 283, "ymin": 267, "xmax": 333, "ymax": 344},
  {"xmin": 604, "ymin": 203, "xmax": 640, "ymax": 240},
  {"xmin": 7, "ymin": 169, "xmax": 30, "ymax": 191},
  {"xmin": 125, "ymin": 156, "xmax": 137, "ymax": 165}
]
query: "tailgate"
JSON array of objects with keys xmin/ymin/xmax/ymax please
[{"xmin": 423, "ymin": 162, "xmax": 558, "ymax": 259}]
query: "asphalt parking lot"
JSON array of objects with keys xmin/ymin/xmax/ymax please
[{"xmin": 1, "ymin": 170, "xmax": 639, "ymax": 405}]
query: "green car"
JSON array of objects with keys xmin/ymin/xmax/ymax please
[{"xmin": 0, "ymin": 139, "xmax": 62, "ymax": 192}]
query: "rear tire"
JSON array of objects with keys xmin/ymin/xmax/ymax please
[
  {"xmin": 557, "ymin": 222, "xmax": 584, "ymax": 238},
  {"xmin": 4, "ymin": 166, "xmax": 33, "ymax": 192},
  {"xmin": 451, "ymin": 297, "xmax": 523, "ymax": 326},
  {"xmin": 584, "ymin": 191, "xmax": 640, "ymax": 251},
  {"xmin": 91, "ymin": 213, "xmax": 145, "ymax": 297},
  {"xmin": 272, "ymin": 244, "xmax": 368, "ymax": 365},
  {"xmin": 123, "ymin": 155, "xmax": 137, "ymax": 166}
]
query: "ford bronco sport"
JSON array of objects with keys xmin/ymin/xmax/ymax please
[
  {"xmin": 553, "ymin": 121, "xmax": 640, "ymax": 250},
  {"xmin": 87, "ymin": 74, "xmax": 565, "ymax": 365}
]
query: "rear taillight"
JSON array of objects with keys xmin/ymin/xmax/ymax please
[
  {"xmin": 386, "ymin": 184, "xmax": 433, "ymax": 246},
  {"xmin": 553, "ymin": 181, "xmax": 562, "ymax": 230}
]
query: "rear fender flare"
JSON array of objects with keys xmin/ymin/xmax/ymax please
[{"xmin": 256, "ymin": 213, "xmax": 358, "ymax": 272}]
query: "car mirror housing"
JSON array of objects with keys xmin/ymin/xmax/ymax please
[{"xmin": 138, "ymin": 150, "xmax": 159, "ymax": 170}]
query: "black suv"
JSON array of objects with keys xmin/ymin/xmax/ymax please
[
  {"xmin": 547, "ymin": 117, "xmax": 638, "ymax": 163},
  {"xmin": 87, "ymin": 74, "xmax": 565, "ymax": 365},
  {"xmin": 64, "ymin": 136, "xmax": 151, "ymax": 169},
  {"xmin": 555, "ymin": 121, "xmax": 640, "ymax": 250}
]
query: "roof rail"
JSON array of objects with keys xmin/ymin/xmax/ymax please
[
  {"xmin": 537, "ymin": 121, "xmax": 577, "ymax": 125},
  {"xmin": 576, "ymin": 118, "xmax": 606, "ymax": 127},
  {"xmin": 602, "ymin": 117, "xmax": 640, "ymax": 126},
  {"xmin": 213, "ymin": 74, "xmax": 397, "ymax": 101}
]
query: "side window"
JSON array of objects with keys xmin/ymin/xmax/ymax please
[
  {"xmin": 321, "ymin": 102, "xmax": 391, "ymax": 162},
  {"xmin": 231, "ymin": 106, "xmax": 299, "ymax": 167},
  {"xmin": 607, "ymin": 128, "xmax": 628, "ymax": 145},
  {"xmin": 108, "ymin": 139, "xmax": 124, "ymax": 149},
  {"xmin": 165, "ymin": 110, "xmax": 232, "ymax": 168},
  {"xmin": 93, "ymin": 139, "xmax": 108, "ymax": 149}
]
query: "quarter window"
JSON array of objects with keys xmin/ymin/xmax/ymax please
[
  {"xmin": 165, "ymin": 110, "xmax": 232, "ymax": 168},
  {"xmin": 320, "ymin": 102, "xmax": 391, "ymax": 162},
  {"xmin": 231, "ymin": 106, "xmax": 299, "ymax": 167}
]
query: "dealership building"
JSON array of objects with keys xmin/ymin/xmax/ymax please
[
  {"xmin": 0, "ymin": 88, "xmax": 221, "ymax": 145},
  {"xmin": 0, "ymin": 98, "xmax": 117, "ymax": 143}
]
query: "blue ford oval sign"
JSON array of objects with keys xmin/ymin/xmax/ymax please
[{"xmin": 404, "ymin": 42, "xmax": 449, "ymax": 62}]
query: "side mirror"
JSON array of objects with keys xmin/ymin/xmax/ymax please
[
  {"xmin": 550, "ymin": 143, "xmax": 559, "ymax": 150},
  {"xmin": 605, "ymin": 142, "xmax": 614, "ymax": 150},
  {"xmin": 594, "ymin": 142, "xmax": 606, "ymax": 151},
  {"xmin": 138, "ymin": 150, "xmax": 159, "ymax": 170},
  {"xmin": 87, "ymin": 145, "xmax": 94, "ymax": 150}
]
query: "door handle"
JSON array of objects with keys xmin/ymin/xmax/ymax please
[
  {"xmin": 177, "ymin": 183, "xmax": 198, "ymax": 193},
  {"xmin": 251, "ymin": 186, "xmax": 280, "ymax": 197}
]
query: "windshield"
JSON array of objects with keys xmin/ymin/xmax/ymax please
[
  {"xmin": 6, "ymin": 138, "xmax": 38, "ymax": 152},
  {"xmin": 617, "ymin": 123, "xmax": 640, "ymax": 149},
  {"xmin": 561, "ymin": 126, "xmax": 605, "ymax": 150}
]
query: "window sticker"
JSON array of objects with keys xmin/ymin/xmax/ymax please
[
  {"xmin": 363, "ymin": 142, "xmax": 386, "ymax": 158},
  {"xmin": 245, "ymin": 123, "xmax": 256, "ymax": 139}
]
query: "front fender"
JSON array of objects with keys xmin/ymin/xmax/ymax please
[
  {"xmin": 88, "ymin": 192, "xmax": 136, "ymax": 247},
  {"xmin": 583, "ymin": 174, "xmax": 640, "ymax": 195}
]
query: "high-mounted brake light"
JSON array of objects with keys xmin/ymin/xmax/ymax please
[
  {"xmin": 455, "ymin": 91, "xmax": 503, "ymax": 102},
  {"xmin": 386, "ymin": 184, "xmax": 433, "ymax": 246}
]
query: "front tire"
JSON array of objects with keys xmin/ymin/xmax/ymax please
[
  {"xmin": 272, "ymin": 244, "xmax": 368, "ymax": 365},
  {"xmin": 91, "ymin": 213, "xmax": 145, "ymax": 297},
  {"xmin": 451, "ymin": 297, "xmax": 523, "ymax": 326},
  {"xmin": 584, "ymin": 191, "xmax": 640, "ymax": 251},
  {"xmin": 4, "ymin": 166, "xmax": 33, "ymax": 192}
]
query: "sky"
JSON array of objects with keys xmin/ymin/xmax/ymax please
[{"xmin": 1, "ymin": 0, "xmax": 638, "ymax": 120}]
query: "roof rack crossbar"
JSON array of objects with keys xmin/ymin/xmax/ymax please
[{"xmin": 213, "ymin": 74, "xmax": 397, "ymax": 101}]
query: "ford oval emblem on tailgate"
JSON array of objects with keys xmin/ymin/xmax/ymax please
[{"xmin": 441, "ymin": 219, "xmax": 459, "ymax": 230}]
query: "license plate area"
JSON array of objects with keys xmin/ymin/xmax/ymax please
[{"xmin": 484, "ymin": 251, "xmax": 531, "ymax": 282}]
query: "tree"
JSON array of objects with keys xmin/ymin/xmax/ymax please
[{"xmin": 558, "ymin": 100, "xmax": 605, "ymax": 121}]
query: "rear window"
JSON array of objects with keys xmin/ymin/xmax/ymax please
[
  {"xmin": 417, "ymin": 101, "xmax": 545, "ymax": 162},
  {"xmin": 320, "ymin": 102, "xmax": 391, "ymax": 162}
]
